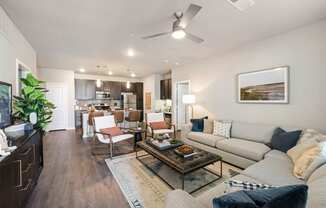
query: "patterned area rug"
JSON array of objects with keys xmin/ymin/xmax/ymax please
[{"xmin": 105, "ymin": 152, "xmax": 241, "ymax": 208}]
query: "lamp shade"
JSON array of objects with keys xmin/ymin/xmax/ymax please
[{"xmin": 182, "ymin": 94, "xmax": 196, "ymax": 104}]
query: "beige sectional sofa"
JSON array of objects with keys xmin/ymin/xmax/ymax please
[{"xmin": 165, "ymin": 121, "xmax": 326, "ymax": 208}]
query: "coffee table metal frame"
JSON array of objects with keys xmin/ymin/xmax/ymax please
[{"xmin": 136, "ymin": 141, "xmax": 222, "ymax": 194}]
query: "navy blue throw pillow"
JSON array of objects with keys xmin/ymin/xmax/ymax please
[
  {"xmin": 213, "ymin": 185, "xmax": 308, "ymax": 208},
  {"xmin": 190, "ymin": 116, "xmax": 208, "ymax": 132},
  {"xmin": 271, "ymin": 128, "xmax": 302, "ymax": 152}
]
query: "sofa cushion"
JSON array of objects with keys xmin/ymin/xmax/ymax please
[
  {"xmin": 264, "ymin": 150, "xmax": 290, "ymax": 161},
  {"xmin": 242, "ymin": 157, "xmax": 305, "ymax": 186},
  {"xmin": 187, "ymin": 132, "xmax": 225, "ymax": 147},
  {"xmin": 198, "ymin": 174, "xmax": 261, "ymax": 208},
  {"xmin": 306, "ymin": 177, "xmax": 326, "ymax": 208},
  {"xmin": 231, "ymin": 121, "xmax": 277, "ymax": 144},
  {"xmin": 215, "ymin": 139, "xmax": 270, "ymax": 161}
]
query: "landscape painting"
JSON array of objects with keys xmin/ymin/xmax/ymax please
[{"xmin": 238, "ymin": 66, "xmax": 289, "ymax": 103}]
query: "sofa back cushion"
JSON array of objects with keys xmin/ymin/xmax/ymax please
[{"xmin": 231, "ymin": 121, "xmax": 277, "ymax": 144}]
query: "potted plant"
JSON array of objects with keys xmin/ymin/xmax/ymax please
[{"xmin": 13, "ymin": 74, "xmax": 55, "ymax": 131}]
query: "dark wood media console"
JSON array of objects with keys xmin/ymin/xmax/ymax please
[{"xmin": 0, "ymin": 130, "xmax": 43, "ymax": 208}]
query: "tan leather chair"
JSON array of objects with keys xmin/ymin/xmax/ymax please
[
  {"xmin": 125, "ymin": 110, "xmax": 141, "ymax": 128},
  {"xmin": 113, "ymin": 110, "xmax": 125, "ymax": 127}
]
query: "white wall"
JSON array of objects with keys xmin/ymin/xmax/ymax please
[
  {"xmin": 143, "ymin": 74, "xmax": 162, "ymax": 112},
  {"xmin": 38, "ymin": 68, "xmax": 75, "ymax": 129},
  {"xmin": 0, "ymin": 6, "xmax": 37, "ymax": 94},
  {"xmin": 172, "ymin": 20, "xmax": 326, "ymax": 131}
]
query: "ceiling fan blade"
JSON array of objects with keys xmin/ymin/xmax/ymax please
[
  {"xmin": 179, "ymin": 4, "xmax": 202, "ymax": 29},
  {"xmin": 186, "ymin": 32, "xmax": 204, "ymax": 43},
  {"xmin": 142, "ymin": 32, "xmax": 171, "ymax": 39}
]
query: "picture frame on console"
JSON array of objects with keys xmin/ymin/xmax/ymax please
[{"xmin": 237, "ymin": 66, "xmax": 289, "ymax": 104}]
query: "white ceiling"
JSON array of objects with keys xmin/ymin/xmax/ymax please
[{"xmin": 1, "ymin": 0, "xmax": 326, "ymax": 78}]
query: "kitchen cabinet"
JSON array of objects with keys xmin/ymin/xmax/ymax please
[
  {"xmin": 109, "ymin": 81, "xmax": 122, "ymax": 100},
  {"xmin": 121, "ymin": 82, "xmax": 135, "ymax": 93},
  {"xmin": 75, "ymin": 79, "xmax": 96, "ymax": 100},
  {"xmin": 0, "ymin": 130, "xmax": 43, "ymax": 208},
  {"xmin": 160, "ymin": 79, "xmax": 172, "ymax": 100},
  {"xmin": 133, "ymin": 82, "xmax": 144, "ymax": 121}
]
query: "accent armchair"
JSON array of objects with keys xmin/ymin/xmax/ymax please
[
  {"xmin": 93, "ymin": 115, "xmax": 134, "ymax": 159},
  {"xmin": 145, "ymin": 112, "xmax": 176, "ymax": 139}
]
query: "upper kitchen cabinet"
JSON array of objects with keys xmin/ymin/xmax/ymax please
[
  {"xmin": 160, "ymin": 79, "xmax": 171, "ymax": 100},
  {"xmin": 121, "ymin": 82, "xmax": 135, "ymax": 93},
  {"xmin": 75, "ymin": 79, "xmax": 96, "ymax": 100},
  {"xmin": 109, "ymin": 81, "xmax": 122, "ymax": 100}
]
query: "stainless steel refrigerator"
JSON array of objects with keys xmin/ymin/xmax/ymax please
[{"xmin": 121, "ymin": 93, "xmax": 137, "ymax": 110}]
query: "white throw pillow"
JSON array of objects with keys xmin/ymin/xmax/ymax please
[
  {"xmin": 213, "ymin": 120, "xmax": 232, "ymax": 138},
  {"xmin": 298, "ymin": 129, "xmax": 326, "ymax": 144}
]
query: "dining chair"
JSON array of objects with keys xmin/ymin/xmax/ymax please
[
  {"xmin": 93, "ymin": 115, "xmax": 134, "ymax": 159},
  {"xmin": 146, "ymin": 112, "xmax": 176, "ymax": 139}
]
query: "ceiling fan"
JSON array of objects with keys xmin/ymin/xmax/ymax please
[{"xmin": 142, "ymin": 4, "xmax": 204, "ymax": 43}]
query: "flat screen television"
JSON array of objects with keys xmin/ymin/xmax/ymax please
[{"xmin": 0, "ymin": 81, "xmax": 12, "ymax": 129}]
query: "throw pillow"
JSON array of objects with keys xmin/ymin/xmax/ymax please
[
  {"xmin": 150, "ymin": 121, "xmax": 168, "ymax": 130},
  {"xmin": 213, "ymin": 185, "xmax": 308, "ymax": 208},
  {"xmin": 287, "ymin": 139, "xmax": 319, "ymax": 163},
  {"xmin": 293, "ymin": 142, "xmax": 326, "ymax": 180},
  {"xmin": 298, "ymin": 129, "xmax": 326, "ymax": 144},
  {"xmin": 213, "ymin": 120, "xmax": 232, "ymax": 138},
  {"xmin": 271, "ymin": 128, "xmax": 302, "ymax": 153},
  {"xmin": 203, "ymin": 119, "xmax": 214, "ymax": 134},
  {"xmin": 190, "ymin": 116, "xmax": 208, "ymax": 132},
  {"xmin": 100, "ymin": 127, "xmax": 123, "ymax": 137}
]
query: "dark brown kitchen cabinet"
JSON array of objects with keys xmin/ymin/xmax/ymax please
[
  {"xmin": 109, "ymin": 81, "xmax": 122, "ymax": 100},
  {"xmin": 121, "ymin": 82, "xmax": 135, "ymax": 93},
  {"xmin": 0, "ymin": 130, "xmax": 43, "ymax": 208},
  {"xmin": 133, "ymin": 82, "xmax": 144, "ymax": 121},
  {"xmin": 75, "ymin": 79, "xmax": 96, "ymax": 100},
  {"xmin": 160, "ymin": 79, "xmax": 172, "ymax": 100}
]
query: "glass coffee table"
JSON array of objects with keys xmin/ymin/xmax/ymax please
[{"xmin": 136, "ymin": 140, "xmax": 222, "ymax": 194}]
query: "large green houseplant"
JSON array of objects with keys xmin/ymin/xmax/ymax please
[{"xmin": 14, "ymin": 74, "xmax": 55, "ymax": 130}]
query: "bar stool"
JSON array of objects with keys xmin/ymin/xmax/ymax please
[
  {"xmin": 113, "ymin": 110, "xmax": 125, "ymax": 128},
  {"xmin": 125, "ymin": 110, "xmax": 141, "ymax": 128}
]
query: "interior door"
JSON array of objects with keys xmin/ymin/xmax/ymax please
[
  {"xmin": 176, "ymin": 82, "xmax": 190, "ymax": 130},
  {"xmin": 46, "ymin": 83, "xmax": 68, "ymax": 131}
]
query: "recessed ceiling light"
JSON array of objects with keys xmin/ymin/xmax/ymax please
[
  {"xmin": 108, "ymin": 71, "xmax": 113, "ymax": 75},
  {"xmin": 131, "ymin": 73, "xmax": 136, "ymax": 77},
  {"xmin": 79, "ymin": 68, "xmax": 85, "ymax": 72},
  {"xmin": 127, "ymin": 48, "xmax": 135, "ymax": 57},
  {"xmin": 175, "ymin": 62, "xmax": 180, "ymax": 66},
  {"xmin": 172, "ymin": 29, "xmax": 186, "ymax": 39}
]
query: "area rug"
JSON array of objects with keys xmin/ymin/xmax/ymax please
[{"xmin": 105, "ymin": 152, "xmax": 242, "ymax": 208}]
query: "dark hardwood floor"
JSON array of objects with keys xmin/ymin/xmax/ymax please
[{"xmin": 26, "ymin": 129, "xmax": 131, "ymax": 208}]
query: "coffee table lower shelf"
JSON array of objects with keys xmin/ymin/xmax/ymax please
[{"xmin": 136, "ymin": 150, "xmax": 222, "ymax": 194}]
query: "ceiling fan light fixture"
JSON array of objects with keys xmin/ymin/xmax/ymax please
[{"xmin": 172, "ymin": 29, "xmax": 186, "ymax": 39}]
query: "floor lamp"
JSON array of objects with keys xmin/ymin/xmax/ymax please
[{"xmin": 182, "ymin": 94, "xmax": 196, "ymax": 123}]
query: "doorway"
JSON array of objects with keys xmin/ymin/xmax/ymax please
[
  {"xmin": 176, "ymin": 81, "xmax": 190, "ymax": 130},
  {"xmin": 46, "ymin": 82, "xmax": 68, "ymax": 131}
]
